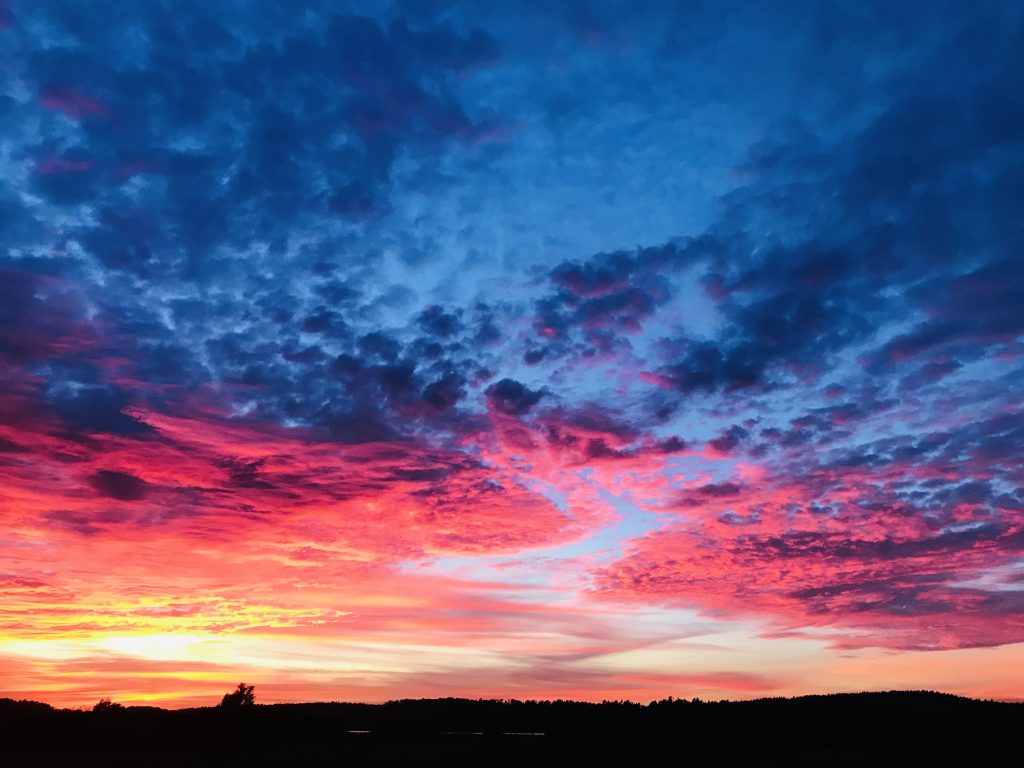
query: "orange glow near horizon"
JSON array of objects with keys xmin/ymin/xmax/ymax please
[{"xmin": 3, "ymin": 403, "xmax": 1023, "ymax": 708}]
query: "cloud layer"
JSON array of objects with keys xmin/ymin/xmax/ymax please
[{"xmin": 1, "ymin": 0, "xmax": 1023, "ymax": 705}]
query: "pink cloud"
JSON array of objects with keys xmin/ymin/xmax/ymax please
[
  {"xmin": 35, "ymin": 157, "xmax": 95, "ymax": 175},
  {"xmin": 39, "ymin": 87, "xmax": 110, "ymax": 120},
  {"xmin": 594, "ymin": 456, "xmax": 1024, "ymax": 651}
]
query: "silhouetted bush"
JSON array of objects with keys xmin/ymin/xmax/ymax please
[
  {"xmin": 92, "ymin": 698, "xmax": 124, "ymax": 713},
  {"xmin": 220, "ymin": 683, "xmax": 256, "ymax": 708}
]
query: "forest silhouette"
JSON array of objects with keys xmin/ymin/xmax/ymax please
[{"xmin": 1, "ymin": 690, "xmax": 1020, "ymax": 765}]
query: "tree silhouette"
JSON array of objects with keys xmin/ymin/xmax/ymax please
[
  {"xmin": 220, "ymin": 683, "xmax": 256, "ymax": 708},
  {"xmin": 92, "ymin": 698, "xmax": 124, "ymax": 712}
]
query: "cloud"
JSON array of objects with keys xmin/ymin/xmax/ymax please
[
  {"xmin": 486, "ymin": 379, "xmax": 545, "ymax": 416},
  {"xmin": 88, "ymin": 470, "xmax": 148, "ymax": 501},
  {"xmin": 596, "ymin": 403, "xmax": 1024, "ymax": 650},
  {"xmin": 1, "ymin": 0, "xmax": 1022, "ymax": 704}
]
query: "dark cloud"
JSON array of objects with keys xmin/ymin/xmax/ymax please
[
  {"xmin": 43, "ymin": 508, "xmax": 132, "ymax": 536},
  {"xmin": 13, "ymin": 1, "xmax": 507, "ymax": 309},
  {"xmin": 48, "ymin": 384, "xmax": 151, "ymax": 437},
  {"xmin": 358, "ymin": 332, "xmax": 401, "ymax": 361},
  {"xmin": 217, "ymin": 458, "xmax": 275, "ymax": 490},
  {"xmin": 421, "ymin": 372, "xmax": 466, "ymax": 411},
  {"xmin": 0, "ymin": 270, "xmax": 83, "ymax": 366},
  {"xmin": 486, "ymin": 378, "xmax": 544, "ymax": 416},
  {"xmin": 0, "ymin": 437, "xmax": 28, "ymax": 453},
  {"xmin": 417, "ymin": 306, "xmax": 463, "ymax": 338},
  {"xmin": 325, "ymin": 412, "xmax": 404, "ymax": 444},
  {"xmin": 531, "ymin": 245, "xmax": 681, "ymax": 357},
  {"xmin": 88, "ymin": 470, "xmax": 148, "ymax": 501},
  {"xmin": 708, "ymin": 426, "xmax": 748, "ymax": 455}
]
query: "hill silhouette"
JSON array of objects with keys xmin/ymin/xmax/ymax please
[{"xmin": 1, "ymin": 690, "xmax": 1020, "ymax": 766}]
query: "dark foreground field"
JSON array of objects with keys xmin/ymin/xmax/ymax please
[{"xmin": 1, "ymin": 691, "xmax": 1021, "ymax": 766}]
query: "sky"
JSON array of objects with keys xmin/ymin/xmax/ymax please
[{"xmin": 1, "ymin": 0, "xmax": 1023, "ymax": 708}]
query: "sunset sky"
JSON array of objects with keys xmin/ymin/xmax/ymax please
[{"xmin": 2, "ymin": 0, "xmax": 1024, "ymax": 708}]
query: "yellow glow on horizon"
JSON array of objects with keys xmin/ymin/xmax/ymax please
[{"xmin": 97, "ymin": 633, "xmax": 210, "ymax": 660}]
